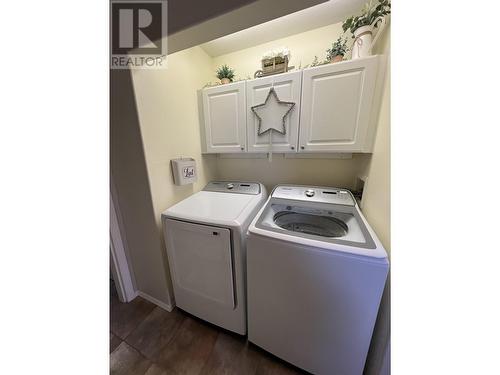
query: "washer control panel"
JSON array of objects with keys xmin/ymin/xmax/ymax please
[
  {"xmin": 272, "ymin": 185, "xmax": 355, "ymax": 206},
  {"xmin": 203, "ymin": 181, "xmax": 261, "ymax": 195},
  {"xmin": 305, "ymin": 189, "xmax": 315, "ymax": 197}
]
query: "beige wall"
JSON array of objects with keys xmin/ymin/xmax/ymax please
[
  {"xmin": 361, "ymin": 23, "xmax": 391, "ymax": 375},
  {"xmin": 130, "ymin": 45, "xmax": 218, "ymax": 305},
  {"xmin": 111, "ymin": 69, "xmax": 172, "ymax": 306},
  {"xmin": 131, "ymin": 21, "xmax": 390, "ymax": 247},
  {"xmin": 212, "ymin": 21, "xmax": 371, "ymax": 194},
  {"xmin": 127, "ymin": 23, "xmax": 391, "ymax": 337},
  {"xmin": 211, "ymin": 22, "xmax": 390, "ymax": 251},
  {"xmin": 211, "ymin": 23, "xmax": 345, "ymax": 80},
  {"xmin": 131, "ymin": 46, "xmax": 217, "ymax": 217},
  {"xmin": 360, "ymin": 24, "xmax": 391, "ymax": 252},
  {"xmin": 216, "ymin": 155, "xmax": 368, "ymax": 193}
]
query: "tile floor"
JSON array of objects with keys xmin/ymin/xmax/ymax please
[{"xmin": 110, "ymin": 282, "xmax": 308, "ymax": 375}]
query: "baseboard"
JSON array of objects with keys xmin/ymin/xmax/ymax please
[
  {"xmin": 137, "ymin": 291, "xmax": 174, "ymax": 312},
  {"xmin": 126, "ymin": 290, "xmax": 139, "ymax": 302}
]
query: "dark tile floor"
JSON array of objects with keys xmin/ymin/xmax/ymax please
[{"xmin": 110, "ymin": 282, "xmax": 308, "ymax": 375}]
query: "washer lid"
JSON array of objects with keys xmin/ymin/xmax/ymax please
[{"xmin": 162, "ymin": 190, "xmax": 261, "ymax": 227}]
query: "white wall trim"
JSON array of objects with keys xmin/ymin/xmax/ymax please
[
  {"xmin": 285, "ymin": 153, "xmax": 353, "ymax": 159},
  {"xmin": 110, "ymin": 189, "xmax": 137, "ymax": 302},
  {"xmin": 217, "ymin": 153, "xmax": 269, "ymax": 159},
  {"xmin": 216, "ymin": 153, "xmax": 353, "ymax": 159},
  {"xmin": 110, "ymin": 244, "xmax": 138, "ymax": 302},
  {"xmin": 137, "ymin": 291, "xmax": 174, "ymax": 312}
]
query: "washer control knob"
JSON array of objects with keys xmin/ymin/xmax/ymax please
[
  {"xmin": 226, "ymin": 183, "xmax": 235, "ymax": 190},
  {"xmin": 305, "ymin": 189, "xmax": 315, "ymax": 197}
]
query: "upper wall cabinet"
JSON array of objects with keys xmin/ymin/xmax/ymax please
[
  {"xmin": 199, "ymin": 56, "xmax": 384, "ymax": 154},
  {"xmin": 246, "ymin": 71, "xmax": 302, "ymax": 153},
  {"xmin": 201, "ymin": 81, "xmax": 246, "ymax": 153},
  {"xmin": 299, "ymin": 56, "xmax": 380, "ymax": 152}
]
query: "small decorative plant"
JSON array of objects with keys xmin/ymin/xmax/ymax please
[
  {"xmin": 303, "ymin": 55, "xmax": 331, "ymax": 69},
  {"xmin": 326, "ymin": 37, "xmax": 349, "ymax": 62},
  {"xmin": 310, "ymin": 56, "xmax": 320, "ymax": 67},
  {"xmin": 342, "ymin": 0, "xmax": 391, "ymax": 35},
  {"xmin": 216, "ymin": 64, "xmax": 235, "ymax": 84}
]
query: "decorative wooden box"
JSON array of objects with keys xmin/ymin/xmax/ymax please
[{"xmin": 261, "ymin": 55, "xmax": 289, "ymax": 74}]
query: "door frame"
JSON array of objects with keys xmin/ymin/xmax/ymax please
[{"xmin": 110, "ymin": 183, "xmax": 137, "ymax": 302}]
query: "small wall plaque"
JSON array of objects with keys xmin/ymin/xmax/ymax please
[{"xmin": 171, "ymin": 158, "xmax": 197, "ymax": 185}]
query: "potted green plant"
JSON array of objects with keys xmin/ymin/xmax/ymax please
[
  {"xmin": 216, "ymin": 64, "xmax": 235, "ymax": 84},
  {"xmin": 342, "ymin": 0, "xmax": 391, "ymax": 58},
  {"xmin": 326, "ymin": 37, "xmax": 349, "ymax": 63}
]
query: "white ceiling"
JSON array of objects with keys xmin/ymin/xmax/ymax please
[
  {"xmin": 168, "ymin": 0, "xmax": 325, "ymax": 54},
  {"xmin": 200, "ymin": 0, "xmax": 366, "ymax": 57}
]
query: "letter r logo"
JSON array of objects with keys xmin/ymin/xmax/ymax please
[
  {"xmin": 110, "ymin": 0, "xmax": 167, "ymax": 69},
  {"xmin": 111, "ymin": 2, "xmax": 163, "ymax": 55}
]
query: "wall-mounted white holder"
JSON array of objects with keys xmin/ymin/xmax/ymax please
[{"xmin": 171, "ymin": 158, "xmax": 197, "ymax": 185}]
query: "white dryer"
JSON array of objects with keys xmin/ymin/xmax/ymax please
[
  {"xmin": 162, "ymin": 181, "xmax": 267, "ymax": 334},
  {"xmin": 247, "ymin": 185, "xmax": 389, "ymax": 375}
]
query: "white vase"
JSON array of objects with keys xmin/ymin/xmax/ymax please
[{"xmin": 351, "ymin": 18, "xmax": 386, "ymax": 59}]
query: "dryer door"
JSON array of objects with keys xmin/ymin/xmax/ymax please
[{"xmin": 165, "ymin": 219, "xmax": 235, "ymax": 309}]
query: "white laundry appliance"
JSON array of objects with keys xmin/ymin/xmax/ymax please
[
  {"xmin": 162, "ymin": 181, "xmax": 267, "ymax": 334},
  {"xmin": 246, "ymin": 185, "xmax": 389, "ymax": 375}
]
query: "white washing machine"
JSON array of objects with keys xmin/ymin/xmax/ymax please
[
  {"xmin": 162, "ymin": 181, "xmax": 267, "ymax": 334},
  {"xmin": 247, "ymin": 185, "xmax": 389, "ymax": 375}
]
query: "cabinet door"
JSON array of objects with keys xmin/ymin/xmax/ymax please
[
  {"xmin": 246, "ymin": 71, "xmax": 301, "ymax": 153},
  {"xmin": 299, "ymin": 56, "xmax": 378, "ymax": 152},
  {"xmin": 202, "ymin": 81, "xmax": 246, "ymax": 153}
]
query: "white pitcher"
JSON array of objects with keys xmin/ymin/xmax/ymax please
[{"xmin": 351, "ymin": 18, "xmax": 387, "ymax": 59}]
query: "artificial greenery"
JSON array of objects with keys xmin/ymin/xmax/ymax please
[
  {"xmin": 302, "ymin": 55, "xmax": 330, "ymax": 69},
  {"xmin": 326, "ymin": 37, "xmax": 349, "ymax": 60},
  {"xmin": 203, "ymin": 76, "xmax": 251, "ymax": 88},
  {"xmin": 215, "ymin": 64, "xmax": 235, "ymax": 81},
  {"xmin": 310, "ymin": 56, "xmax": 320, "ymax": 67},
  {"xmin": 342, "ymin": 0, "xmax": 391, "ymax": 35}
]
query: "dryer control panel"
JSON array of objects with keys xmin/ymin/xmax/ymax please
[
  {"xmin": 272, "ymin": 185, "xmax": 355, "ymax": 206},
  {"xmin": 203, "ymin": 181, "xmax": 261, "ymax": 195}
]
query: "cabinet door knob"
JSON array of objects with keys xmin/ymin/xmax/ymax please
[
  {"xmin": 291, "ymin": 146, "xmax": 295, "ymax": 150},
  {"xmin": 241, "ymin": 147, "xmax": 244, "ymax": 151},
  {"xmin": 300, "ymin": 146, "xmax": 305, "ymax": 150}
]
